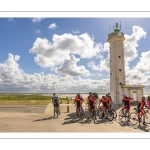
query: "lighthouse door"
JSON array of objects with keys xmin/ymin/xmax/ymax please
[{"xmin": 133, "ymin": 92, "xmax": 137, "ymax": 101}]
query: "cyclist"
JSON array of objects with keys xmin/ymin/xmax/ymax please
[
  {"xmin": 87, "ymin": 94, "xmax": 97, "ymax": 119},
  {"xmin": 74, "ymin": 93, "xmax": 84, "ymax": 119},
  {"xmin": 52, "ymin": 93, "xmax": 61, "ymax": 116},
  {"xmin": 99, "ymin": 96, "xmax": 109, "ymax": 118},
  {"xmin": 106, "ymin": 93, "xmax": 112, "ymax": 109},
  {"xmin": 87, "ymin": 92, "xmax": 92, "ymax": 104},
  {"xmin": 137, "ymin": 96, "xmax": 150, "ymax": 126},
  {"xmin": 121, "ymin": 94, "xmax": 133, "ymax": 116}
]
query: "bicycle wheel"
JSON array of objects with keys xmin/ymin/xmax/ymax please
[
  {"xmin": 56, "ymin": 108, "xmax": 59, "ymax": 118},
  {"xmin": 78, "ymin": 107, "xmax": 82, "ymax": 119},
  {"xmin": 145, "ymin": 109, "xmax": 150, "ymax": 124},
  {"xmin": 58, "ymin": 108, "xmax": 61, "ymax": 115},
  {"xmin": 110, "ymin": 109, "xmax": 117, "ymax": 119},
  {"xmin": 125, "ymin": 112, "xmax": 130, "ymax": 122},
  {"xmin": 80, "ymin": 108, "xmax": 85, "ymax": 119},
  {"xmin": 84, "ymin": 105, "xmax": 88, "ymax": 117},
  {"xmin": 129, "ymin": 112, "xmax": 138, "ymax": 125},
  {"xmin": 118, "ymin": 110, "xmax": 123, "ymax": 121},
  {"xmin": 98, "ymin": 110, "xmax": 104, "ymax": 119},
  {"xmin": 107, "ymin": 111, "xmax": 114, "ymax": 121},
  {"xmin": 92, "ymin": 109, "xmax": 96, "ymax": 119}
]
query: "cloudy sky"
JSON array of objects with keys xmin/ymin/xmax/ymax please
[{"xmin": 0, "ymin": 18, "xmax": 150, "ymax": 93}]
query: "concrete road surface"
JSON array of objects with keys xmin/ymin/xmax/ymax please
[{"xmin": 0, "ymin": 105, "xmax": 150, "ymax": 132}]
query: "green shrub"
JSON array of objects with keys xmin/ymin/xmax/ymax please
[
  {"xmin": 147, "ymin": 96, "xmax": 150, "ymax": 101},
  {"xmin": 92, "ymin": 92, "xmax": 98, "ymax": 99}
]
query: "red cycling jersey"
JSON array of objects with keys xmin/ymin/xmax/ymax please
[
  {"xmin": 75, "ymin": 96, "xmax": 83, "ymax": 110},
  {"xmin": 106, "ymin": 96, "xmax": 112, "ymax": 105},
  {"xmin": 88, "ymin": 95, "xmax": 92, "ymax": 101},
  {"xmin": 75, "ymin": 96, "xmax": 83, "ymax": 105},
  {"xmin": 88, "ymin": 97, "xmax": 96, "ymax": 110},
  {"xmin": 137, "ymin": 100, "xmax": 148, "ymax": 116},
  {"xmin": 123, "ymin": 97, "xmax": 132, "ymax": 106},
  {"xmin": 138, "ymin": 100, "xmax": 146, "ymax": 110},
  {"xmin": 101, "ymin": 98, "xmax": 108, "ymax": 107}
]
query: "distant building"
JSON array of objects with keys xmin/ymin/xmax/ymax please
[{"xmin": 107, "ymin": 22, "xmax": 145, "ymax": 104}]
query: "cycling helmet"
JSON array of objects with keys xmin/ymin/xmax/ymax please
[
  {"xmin": 89, "ymin": 92, "xmax": 91, "ymax": 94},
  {"xmin": 77, "ymin": 93, "xmax": 80, "ymax": 96},
  {"xmin": 142, "ymin": 96, "xmax": 145, "ymax": 100},
  {"xmin": 53, "ymin": 93, "xmax": 56, "ymax": 95},
  {"xmin": 102, "ymin": 96, "xmax": 105, "ymax": 98}
]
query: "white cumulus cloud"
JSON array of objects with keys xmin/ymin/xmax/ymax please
[
  {"xmin": 87, "ymin": 26, "xmax": 147, "ymax": 73},
  {"xmin": 48, "ymin": 23, "xmax": 57, "ymax": 29},
  {"xmin": 57, "ymin": 55, "xmax": 89, "ymax": 76},
  {"xmin": 124, "ymin": 26, "xmax": 146, "ymax": 66},
  {"xmin": 31, "ymin": 18, "xmax": 45, "ymax": 23},
  {"xmin": 36, "ymin": 29, "xmax": 41, "ymax": 34},
  {"xmin": 0, "ymin": 53, "xmax": 109, "ymax": 93},
  {"xmin": 72, "ymin": 29, "xmax": 80, "ymax": 34},
  {"xmin": 29, "ymin": 33, "xmax": 104, "ymax": 70},
  {"xmin": 134, "ymin": 51, "xmax": 150, "ymax": 74}
]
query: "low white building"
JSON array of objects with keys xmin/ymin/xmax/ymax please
[{"xmin": 122, "ymin": 85, "xmax": 145, "ymax": 101}]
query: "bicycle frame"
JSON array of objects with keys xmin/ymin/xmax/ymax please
[
  {"xmin": 76, "ymin": 105, "xmax": 85, "ymax": 119},
  {"xmin": 118, "ymin": 108, "xmax": 130, "ymax": 122}
]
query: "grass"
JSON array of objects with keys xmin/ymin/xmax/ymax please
[{"xmin": 0, "ymin": 94, "xmax": 87, "ymax": 105}]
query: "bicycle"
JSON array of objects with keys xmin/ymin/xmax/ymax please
[
  {"xmin": 75, "ymin": 105, "xmax": 85, "ymax": 120},
  {"xmin": 85, "ymin": 102, "xmax": 97, "ymax": 123},
  {"xmin": 129, "ymin": 107, "xmax": 150, "ymax": 126},
  {"xmin": 108, "ymin": 105, "xmax": 117, "ymax": 120},
  {"xmin": 97, "ymin": 106, "xmax": 114, "ymax": 121},
  {"xmin": 54, "ymin": 106, "xmax": 61, "ymax": 118},
  {"xmin": 118, "ymin": 109, "xmax": 130, "ymax": 122},
  {"xmin": 84, "ymin": 103, "xmax": 89, "ymax": 117},
  {"xmin": 87, "ymin": 107, "xmax": 97, "ymax": 123}
]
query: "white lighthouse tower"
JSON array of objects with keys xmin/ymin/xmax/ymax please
[
  {"xmin": 107, "ymin": 22, "xmax": 126, "ymax": 104},
  {"xmin": 107, "ymin": 22, "xmax": 145, "ymax": 104}
]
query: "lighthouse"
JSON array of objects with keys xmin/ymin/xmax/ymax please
[
  {"xmin": 107, "ymin": 22, "xmax": 126, "ymax": 104},
  {"xmin": 107, "ymin": 22, "xmax": 145, "ymax": 104}
]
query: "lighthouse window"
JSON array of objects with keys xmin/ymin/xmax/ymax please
[
  {"xmin": 119, "ymin": 69, "xmax": 122, "ymax": 71},
  {"xmin": 118, "ymin": 56, "xmax": 121, "ymax": 58},
  {"xmin": 110, "ymin": 73, "xmax": 112, "ymax": 75}
]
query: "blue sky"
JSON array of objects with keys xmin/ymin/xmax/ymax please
[{"xmin": 0, "ymin": 18, "xmax": 150, "ymax": 93}]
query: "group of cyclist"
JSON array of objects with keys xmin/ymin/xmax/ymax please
[
  {"xmin": 120, "ymin": 94, "xmax": 149, "ymax": 126},
  {"xmin": 52, "ymin": 92, "xmax": 150, "ymax": 126},
  {"xmin": 74, "ymin": 92, "xmax": 113, "ymax": 120}
]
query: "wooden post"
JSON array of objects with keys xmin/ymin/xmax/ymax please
[
  {"xmin": 67, "ymin": 106, "xmax": 69, "ymax": 113},
  {"xmin": 66, "ymin": 97, "xmax": 69, "ymax": 104}
]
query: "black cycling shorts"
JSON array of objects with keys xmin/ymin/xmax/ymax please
[
  {"xmin": 103, "ymin": 105, "xmax": 108, "ymax": 109},
  {"xmin": 125, "ymin": 105, "xmax": 130, "ymax": 110},
  {"xmin": 54, "ymin": 103, "xmax": 59, "ymax": 108}
]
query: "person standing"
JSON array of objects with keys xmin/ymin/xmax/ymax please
[
  {"xmin": 74, "ymin": 93, "xmax": 84, "ymax": 119},
  {"xmin": 137, "ymin": 96, "xmax": 150, "ymax": 126},
  {"xmin": 121, "ymin": 94, "xmax": 133, "ymax": 116},
  {"xmin": 52, "ymin": 93, "xmax": 61, "ymax": 116},
  {"xmin": 87, "ymin": 94, "xmax": 97, "ymax": 120}
]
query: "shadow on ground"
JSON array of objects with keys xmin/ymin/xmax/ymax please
[
  {"xmin": 61, "ymin": 112, "xmax": 114, "ymax": 125},
  {"xmin": 32, "ymin": 116, "xmax": 58, "ymax": 122},
  {"xmin": 117, "ymin": 118, "xmax": 150, "ymax": 132}
]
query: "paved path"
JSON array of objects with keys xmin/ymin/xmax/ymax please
[
  {"xmin": 0, "ymin": 105, "xmax": 150, "ymax": 132},
  {"xmin": 0, "ymin": 105, "xmax": 46, "ymax": 113}
]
